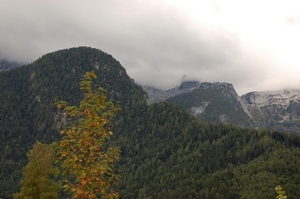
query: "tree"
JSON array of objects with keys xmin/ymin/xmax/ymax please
[
  {"xmin": 275, "ymin": 185, "xmax": 287, "ymax": 199},
  {"xmin": 54, "ymin": 71, "xmax": 120, "ymax": 199},
  {"xmin": 14, "ymin": 141, "xmax": 59, "ymax": 199}
]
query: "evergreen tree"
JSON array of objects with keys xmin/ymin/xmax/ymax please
[
  {"xmin": 13, "ymin": 141, "xmax": 59, "ymax": 199},
  {"xmin": 54, "ymin": 71, "xmax": 120, "ymax": 199}
]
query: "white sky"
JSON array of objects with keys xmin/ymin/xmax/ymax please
[{"xmin": 1, "ymin": 0, "xmax": 300, "ymax": 95}]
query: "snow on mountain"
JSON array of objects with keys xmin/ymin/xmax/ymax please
[
  {"xmin": 242, "ymin": 90, "xmax": 300, "ymax": 108},
  {"xmin": 142, "ymin": 81, "xmax": 300, "ymax": 134},
  {"xmin": 241, "ymin": 89, "xmax": 300, "ymax": 132}
]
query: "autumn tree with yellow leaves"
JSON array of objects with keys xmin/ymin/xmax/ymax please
[
  {"xmin": 14, "ymin": 141, "xmax": 59, "ymax": 199},
  {"xmin": 54, "ymin": 71, "xmax": 120, "ymax": 199}
]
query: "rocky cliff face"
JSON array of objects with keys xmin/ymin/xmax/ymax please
[
  {"xmin": 143, "ymin": 81, "xmax": 200, "ymax": 104},
  {"xmin": 144, "ymin": 81, "xmax": 254, "ymax": 128},
  {"xmin": 241, "ymin": 90, "xmax": 300, "ymax": 133},
  {"xmin": 143, "ymin": 82, "xmax": 300, "ymax": 134},
  {"xmin": 143, "ymin": 81, "xmax": 239, "ymax": 103},
  {"xmin": 178, "ymin": 81, "xmax": 201, "ymax": 90},
  {"xmin": 199, "ymin": 82, "xmax": 239, "ymax": 99}
]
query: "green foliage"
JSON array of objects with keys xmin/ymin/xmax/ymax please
[
  {"xmin": 53, "ymin": 71, "xmax": 120, "ymax": 199},
  {"xmin": 13, "ymin": 141, "xmax": 59, "ymax": 199}
]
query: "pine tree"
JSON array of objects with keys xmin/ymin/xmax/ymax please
[
  {"xmin": 14, "ymin": 141, "xmax": 59, "ymax": 199},
  {"xmin": 54, "ymin": 71, "xmax": 120, "ymax": 199}
]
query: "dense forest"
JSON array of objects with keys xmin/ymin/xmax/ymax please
[{"xmin": 1, "ymin": 47, "xmax": 300, "ymax": 198}]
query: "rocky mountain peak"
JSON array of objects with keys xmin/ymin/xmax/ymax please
[
  {"xmin": 242, "ymin": 90, "xmax": 300, "ymax": 107},
  {"xmin": 241, "ymin": 89, "xmax": 300, "ymax": 132},
  {"xmin": 178, "ymin": 81, "xmax": 200, "ymax": 90},
  {"xmin": 143, "ymin": 81, "xmax": 240, "ymax": 104},
  {"xmin": 199, "ymin": 82, "xmax": 239, "ymax": 99},
  {"xmin": 143, "ymin": 79, "xmax": 300, "ymax": 134}
]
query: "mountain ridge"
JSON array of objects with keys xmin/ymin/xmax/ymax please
[
  {"xmin": 142, "ymin": 81, "xmax": 300, "ymax": 134},
  {"xmin": 0, "ymin": 59, "xmax": 23, "ymax": 71}
]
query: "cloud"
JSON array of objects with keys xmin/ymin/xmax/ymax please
[
  {"xmin": 0, "ymin": 0, "xmax": 300, "ymax": 95},
  {"xmin": 286, "ymin": 16, "xmax": 300, "ymax": 25}
]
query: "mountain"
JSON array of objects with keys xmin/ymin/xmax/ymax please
[
  {"xmin": 0, "ymin": 59, "xmax": 22, "ymax": 71},
  {"xmin": 143, "ymin": 82, "xmax": 300, "ymax": 134},
  {"xmin": 142, "ymin": 81, "xmax": 200, "ymax": 104},
  {"xmin": 166, "ymin": 82, "xmax": 254, "ymax": 128},
  {"xmin": 143, "ymin": 81, "xmax": 254, "ymax": 128},
  {"xmin": 0, "ymin": 47, "xmax": 147, "ymax": 198},
  {"xmin": 241, "ymin": 90, "xmax": 300, "ymax": 133},
  {"xmin": 2, "ymin": 47, "xmax": 300, "ymax": 198}
]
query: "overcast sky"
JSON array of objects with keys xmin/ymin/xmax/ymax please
[{"xmin": 1, "ymin": 0, "xmax": 300, "ymax": 95}]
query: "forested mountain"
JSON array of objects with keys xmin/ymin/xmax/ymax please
[
  {"xmin": 166, "ymin": 82, "xmax": 254, "ymax": 128},
  {"xmin": 0, "ymin": 47, "xmax": 147, "ymax": 198},
  {"xmin": 144, "ymin": 81, "xmax": 300, "ymax": 134},
  {"xmin": 1, "ymin": 47, "xmax": 300, "ymax": 198}
]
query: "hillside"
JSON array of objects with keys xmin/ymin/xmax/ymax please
[
  {"xmin": 116, "ymin": 105, "xmax": 300, "ymax": 198},
  {"xmin": 1, "ymin": 47, "xmax": 300, "ymax": 198},
  {"xmin": 166, "ymin": 82, "xmax": 254, "ymax": 128}
]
